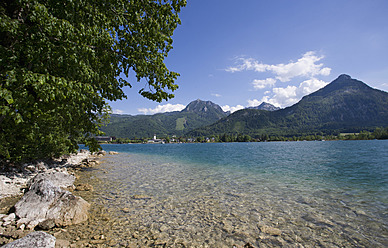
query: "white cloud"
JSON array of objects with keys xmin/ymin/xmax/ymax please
[
  {"xmin": 252, "ymin": 78, "xmax": 276, "ymax": 90},
  {"xmin": 138, "ymin": 103, "xmax": 185, "ymax": 115},
  {"xmin": 221, "ymin": 105, "xmax": 244, "ymax": 113},
  {"xmin": 247, "ymin": 99, "xmax": 261, "ymax": 107},
  {"xmin": 226, "ymin": 57, "xmax": 268, "ymax": 73},
  {"xmin": 270, "ymin": 86, "xmax": 299, "ymax": 106},
  {"xmin": 225, "ymin": 66, "xmax": 241, "ymax": 73},
  {"xmin": 268, "ymin": 51, "xmax": 331, "ymax": 82},
  {"xmin": 247, "ymin": 97, "xmax": 281, "ymax": 108},
  {"xmin": 228, "ymin": 77, "xmax": 327, "ymax": 110},
  {"xmin": 296, "ymin": 78, "xmax": 328, "ymax": 96},
  {"xmin": 113, "ymin": 109, "xmax": 124, "ymax": 114},
  {"xmin": 259, "ymin": 95, "xmax": 274, "ymax": 106},
  {"xmin": 262, "ymin": 78, "xmax": 328, "ymax": 107},
  {"xmin": 225, "ymin": 51, "xmax": 331, "ymax": 108},
  {"xmin": 211, "ymin": 93, "xmax": 222, "ymax": 97},
  {"xmin": 226, "ymin": 51, "xmax": 331, "ymax": 82}
]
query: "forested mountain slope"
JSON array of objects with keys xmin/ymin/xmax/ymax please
[
  {"xmin": 100, "ymin": 100, "xmax": 228, "ymax": 138},
  {"xmin": 189, "ymin": 75, "xmax": 388, "ymax": 137}
]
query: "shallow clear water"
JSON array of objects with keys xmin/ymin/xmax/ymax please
[{"xmin": 83, "ymin": 140, "xmax": 388, "ymax": 247}]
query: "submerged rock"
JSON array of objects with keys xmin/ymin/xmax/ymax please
[
  {"xmin": 260, "ymin": 225, "xmax": 282, "ymax": 236},
  {"xmin": 131, "ymin": 194, "xmax": 151, "ymax": 200},
  {"xmin": 55, "ymin": 239, "xmax": 70, "ymax": 247},
  {"xmin": 75, "ymin": 183, "xmax": 94, "ymax": 191},
  {"xmin": 2, "ymin": 231, "xmax": 56, "ymax": 248},
  {"xmin": 14, "ymin": 178, "xmax": 90, "ymax": 229}
]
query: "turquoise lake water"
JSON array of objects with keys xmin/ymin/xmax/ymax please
[{"xmin": 88, "ymin": 140, "xmax": 387, "ymax": 247}]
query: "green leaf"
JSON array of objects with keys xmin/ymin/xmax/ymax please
[{"xmin": 0, "ymin": 0, "xmax": 186, "ymax": 162}]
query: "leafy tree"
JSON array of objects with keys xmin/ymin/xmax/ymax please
[
  {"xmin": 0, "ymin": 0, "xmax": 186, "ymax": 162},
  {"xmin": 242, "ymin": 135, "xmax": 251, "ymax": 142}
]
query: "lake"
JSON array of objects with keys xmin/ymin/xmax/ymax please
[{"xmin": 74, "ymin": 140, "xmax": 388, "ymax": 247}]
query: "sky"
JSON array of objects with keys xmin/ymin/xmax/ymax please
[{"xmin": 109, "ymin": 0, "xmax": 388, "ymax": 115}]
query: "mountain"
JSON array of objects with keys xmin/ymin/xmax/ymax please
[
  {"xmin": 189, "ymin": 75, "xmax": 388, "ymax": 137},
  {"xmin": 100, "ymin": 100, "xmax": 229, "ymax": 138},
  {"xmin": 181, "ymin": 99, "xmax": 227, "ymax": 118},
  {"xmin": 248, "ymin": 102, "xmax": 280, "ymax": 111}
]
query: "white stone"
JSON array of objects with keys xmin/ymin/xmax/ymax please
[
  {"xmin": 3, "ymin": 213, "xmax": 16, "ymax": 222},
  {"xmin": 2, "ymin": 231, "xmax": 56, "ymax": 248}
]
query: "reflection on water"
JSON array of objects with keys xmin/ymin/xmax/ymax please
[{"xmin": 70, "ymin": 141, "xmax": 388, "ymax": 247}]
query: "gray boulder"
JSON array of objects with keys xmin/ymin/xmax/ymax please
[
  {"xmin": 2, "ymin": 231, "xmax": 56, "ymax": 248},
  {"xmin": 15, "ymin": 178, "xmax": 90, "ymax": 229},
  {"xmin": 28, "ymin": 171, "xmax": 75, "ymax": 189}
]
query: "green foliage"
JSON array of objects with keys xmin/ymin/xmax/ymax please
[
  {"xmin": 187, "ymin": 126, "xmax": 388, "ymax": 143},
  {"xmin": 112, "ymin": 137, "xmax": 143, "ymax": 144},
  {"xmin": 0, "ymin": 0, "xmax": 186, "ymax": 162}
]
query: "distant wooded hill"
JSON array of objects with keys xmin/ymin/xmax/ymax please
[
  {"xmin": 101, "ymin": 75, "xmax": 388, "ymax": 139},
  {"xmin": 101, "ymin": 99, "xmax": 279, "ymax": 139},
  {"xmin": 100, "ymin": 99, "xmax": 229, "ymax": 138}
]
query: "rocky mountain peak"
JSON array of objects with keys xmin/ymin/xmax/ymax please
[
  {"xmin": 338, "ymin": 74, "xmax": 352, "ymax": 80},
  {"xmin": 248, "ymin": 102, "xmax": 280, "ymax": 111},
  {"xmin": 181, "ymin": 99, "xmax": 225, "ymax": 114}
]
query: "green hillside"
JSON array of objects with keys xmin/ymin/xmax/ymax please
[
  {"xmin": 100, "ymin": 100, "xmax": 228, "ymax": 138},
  {"xmin": 189, "ymin": 75, "xmax": 388, "ymax": 137},
  {"xmin": 102, "ymin": 75, "xmax": 388, "ymax": 139}
]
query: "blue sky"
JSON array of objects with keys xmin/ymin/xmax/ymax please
[{"xmin": 110, "ymin": 0, "xmax": 388, "ymax": 115}]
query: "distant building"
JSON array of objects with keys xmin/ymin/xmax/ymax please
[
  {"xmin": 95, "ymin": 136, "xmax": 115, "ymax": 142},
  {"xmin": 148, "ymin": 134, "xmax": 164, "ymax": 144}
]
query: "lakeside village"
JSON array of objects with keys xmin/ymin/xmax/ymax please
[{"xmin": 96, "ymin": 127, "xmax": 388, "ymax": 144}]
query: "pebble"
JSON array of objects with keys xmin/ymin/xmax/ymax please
[
  {"xmin": 260, "ymin": 225, "xmax": 282, "ymax": 236},
  {"xmin": 131, "ymin": 194, "xmax": 151, "ymax": 199},
  {"xmin": 56, "ymin": 239, "xmax": 70, "ymax": 248},
  {"xmin": 3, "ymin": 213, "xmax": 15, "ymax": 222},
  {"xmin": 18, "ymin": 224, "xmax": 25, "ymax": 231},
  {"xmin": 159, "ymin": 225, "xmax": 169, "ymax": 232},
  {"xmin": 76, "ymin": 183, "xmax": 94, "ymax": 191},
  {"xmin": 122, "ymin": 208, "xmax": 130, "ymax": 213},
  {"xmin": 2, "ymin": 221, "xmax": 12, "ymax": 227},
  {"xmin": 90, "ymin": 239, "xmax": 105, "ymax": 244}
]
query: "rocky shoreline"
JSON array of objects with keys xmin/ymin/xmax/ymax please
[{"xmin": 0, "ymin": 150, "xmax": 114, "ymax": 247}]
